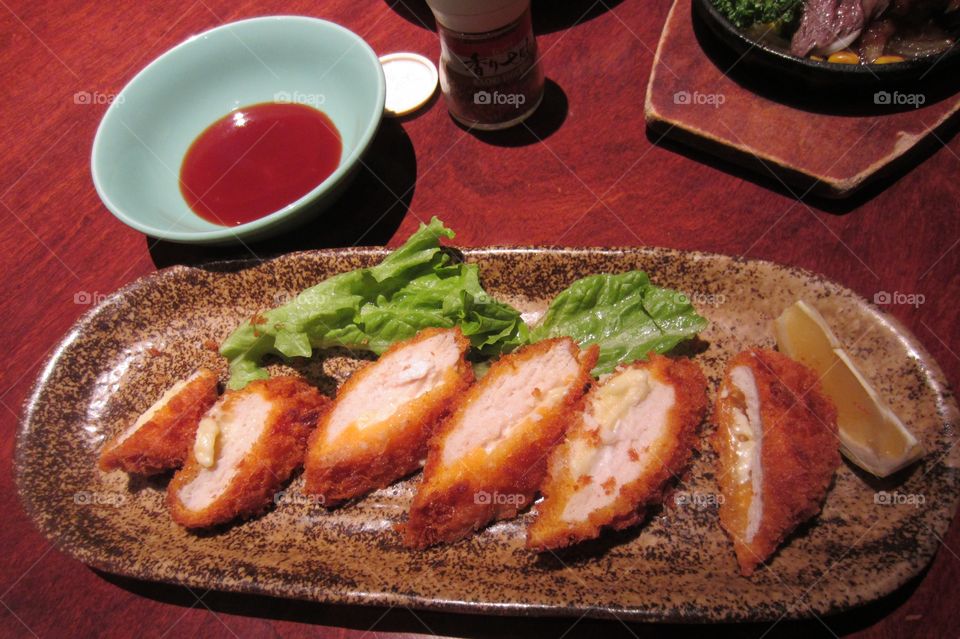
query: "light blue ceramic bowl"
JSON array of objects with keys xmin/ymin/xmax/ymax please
[{"xmin": 91, "ymin": 16, "xmax": 385, "ymax": 244}]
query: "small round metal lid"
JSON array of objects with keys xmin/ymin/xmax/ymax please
[{"xmin": 379, "ymin": 52, "xmax": 438, "ymax": 117}]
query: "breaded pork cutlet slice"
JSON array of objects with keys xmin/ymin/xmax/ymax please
[
  {"xmin": 527, "ymin": 355, "xmax": 708, "ymax": 550},
  {"xmin": 404, "ymin": 338, "xmax": 597, "ymax": 548},
  {"xmin": 714, "ymin": 349, "xmax": 840, "ymax": 576},
  {"xmin": 98, "ymin": 369, "xmax": 218, "ymax": 475},
  {"xmin": 304, "ymin": 328, "xmax": 473, "ymax": 506},
  {"xmin": 167, "ymin": 376, "xmax": 328, "ymax": 528}
]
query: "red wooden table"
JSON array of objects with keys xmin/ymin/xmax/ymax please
[{"xmin": 2, "ymin": 1, "xmax": 958, "ymax": 637}]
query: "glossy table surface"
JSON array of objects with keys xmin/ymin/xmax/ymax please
[{"xmin": 1, "ymin": 1, "xmax": 958, "ymax": 637}]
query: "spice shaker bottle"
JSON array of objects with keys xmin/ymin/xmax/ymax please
[{"xmin": 426, "ymin": 0, "xmax": 545, "ymax": 130}]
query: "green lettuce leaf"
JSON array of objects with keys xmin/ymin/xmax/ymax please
[
  {"xmin": 529, "ymin": 271, "xmax": 708, "ymax": 375},
  {"xmin": 221, "ymin": 217, "xmax": 527, "ymax": 389}
]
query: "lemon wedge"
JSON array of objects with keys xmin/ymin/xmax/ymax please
[
  {"xmin": 774, "ymin": 300, "xmax": 924, "ymax": 477},
  {"xmin": 193, "ymin": 417, "xmax": 219, "ymax": 468}
]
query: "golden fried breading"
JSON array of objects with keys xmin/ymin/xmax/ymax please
[
  {"xmin": 98, "ymin": 368, "xmax": 219, "ymax": 475},
  {"xmin": 167, "ymin": 376, "xmax": 328, "ymax": 528},
  {"xmin": 404, "ymin": 338, "xmax": 598, "ymax": 548},
  {"xmin": 528, "ymin": 355, "xmax": 708, "ymax": 550},
  {"xmin": 714, "ymin": 349, "xmax": 840, "ymax": 576},
  {"xmin": 304, "ymin": 328, "xmax": 474, "ymax": 506}
]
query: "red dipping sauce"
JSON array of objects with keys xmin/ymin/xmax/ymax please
[{"xmin": 179, "ymin": 102, "xmax": 342, "ymax": 226}]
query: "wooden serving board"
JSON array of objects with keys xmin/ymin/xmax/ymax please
[{"xmin": 644, "ymin": 0, "xmax": 960, "ymax": 198}]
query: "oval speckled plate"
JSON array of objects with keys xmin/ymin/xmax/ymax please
[{"xmin": 15, "ymin": 247, "xmax": 960, "ymax": 622}]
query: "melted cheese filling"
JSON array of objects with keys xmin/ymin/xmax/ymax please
[
  {"xmin": 560, "ymin": 368, "xmax": 676, "ymax": 523},
  {"xmin": 728, "ymin": 365, "xmax": 764, "ymax": 542},
  {"xmin": 324, "ymin": 331, "xmax": 460, "ymax": 443},
  {"xmin": 178, "ymin": 392, "xmax": 273, "ymax": 511}
]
